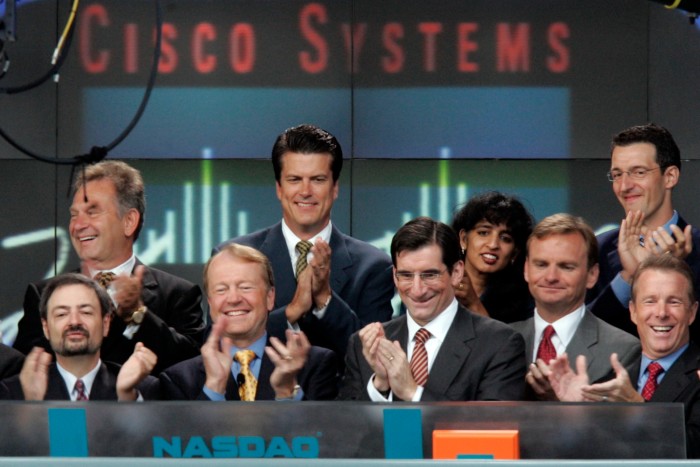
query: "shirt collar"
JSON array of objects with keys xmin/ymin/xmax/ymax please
[
  {"xmin": 533, "ymin": 303, "xmax": 586, "ymax": 349},
  {"xmin": 281, "ymin": 220, "xmax": 333, "ymax": 264},
  {"xmin": 662, "ymin": 210, "xmax": 680, "ymax": 234},
  {"xmin": 641, "ymin": 342, "xmax": 689, "ymax": 375},
  {"xmin": 406, "ymin": 297, "xmax": 459, "ymax": 344},
  {"xmin": 88, "ymin": 254, "xmax": 136, "ymax": 278},
  {"xmin": 56, "ymin": 359, "xmax": 102, "ymax": 400},
  {"xmin": 229, "ymin": 332, "xmax": 268, "ymax": 360}
]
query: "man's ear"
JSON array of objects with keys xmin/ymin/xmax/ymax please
[
  {"xmin": 123, "ymin": 209, "xmax": 140, "ymax": 238},
  {"xmin": 41, "ymin": 319, "xmax": 49, "ymax": 340}
]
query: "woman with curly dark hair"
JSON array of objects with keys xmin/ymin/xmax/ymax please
[{"xmin": 452, "ymin": 191, "xmax": 535, "ymax": 323}]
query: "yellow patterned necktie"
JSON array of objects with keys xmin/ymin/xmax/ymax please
[
  {"xmin": 93, "ymin": 272, "xmax": 116, "ymax": 289},
  {"xmin": 234, "ymin": 350, "xmax": 257, "ymax": 401},
  {"xmin": 295, "ymin": 241, "xmax": 313, "ymax": 279}
]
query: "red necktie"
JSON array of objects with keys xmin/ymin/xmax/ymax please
[
  {"xmin": 410, "ymin": 328, "xmax": 431, "ymax": 386},
  {"xmin": 641, "ymin": 362, "xmax": 664, "ymax": 401},
  {"xmin": 75, "ymin": 379, "xmax": 89, "ymax": 401},
  {"xmin": 536, "ymin": 325, "xmax": 557, "ymax": 364}
]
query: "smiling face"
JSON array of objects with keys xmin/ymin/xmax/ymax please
[
  {"xmin": 394, "ymin": 243, "xmax": 464, "ymax": 326},
  {"xmin": 525, "ymin": 233, "xmax": 599, "ymax": 321},
  {"xmin": 611, "ymin": 142, "xmax": 677, "ymax": 228},
  {"xmin": 42, "ymin": 283, "xmax": 111, "ymax": 357},
  {"xmin": 461, "ymin": 221, "xmax": 517, "ymax": 278},
  {"xmin": 206, "ymin": 252, "xmax": 275, "ymax": 348},
  {"xmin": 69, "ymin": 178, "xmax": 139, "ymax": 270},
  {"xmin": 276, "ymin": 152, "xmax": 339, "ymax": 240},
  {"xmin": 631, "ymin": 268, "xmax": 698, "ymax": 360}
]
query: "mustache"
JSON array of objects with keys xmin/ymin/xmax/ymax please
[{"xmin": 62, "ymin": 324, "xmax": 89, "ymax": 338}]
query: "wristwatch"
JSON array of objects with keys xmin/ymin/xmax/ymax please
[{"xmin": 127, "ymin": 305, "xmax": 147, "ymax": 325}]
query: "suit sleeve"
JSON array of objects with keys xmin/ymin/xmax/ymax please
[
  {"xmin": 133, "ymin": 280, "xmax": 206, "ymax": 371},
  {"xmin": 337, "ymin": 332, "xmax": 372, "ymax": 401},
  {"xmin": 271, "ymin": 260, "xmax": 394, "ymax": 359},
  {"xmin": 301, "ymin": 348, "xmax": 340, "ymax": 401},
  {"xmin": 13, "ymin": 283, "xmax": 51, "ymax": 355},
  {"xmin": 158, "ymin": 367, "xmax": 210, "ymax": 401}
]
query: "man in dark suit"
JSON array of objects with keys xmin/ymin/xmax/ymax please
[
  {"xmin": 338, "ymin": 217, "xmax": 526, "ymax": 401},
  {"xmin": 550, "ymin": 254, "xmax": 700, "ymax": 458},
  {"xmin": 588, "ymin": 123, "xmax": 700, "ymax": 344},
  {"xmin": 215, "ymin": 124, "xmax": 394, "ymax": 359},
  {"xmin": 14, "ymin": 160, "xmax": 205, "ymax": 373},
  {"xmin": 1, "ymin": 273, "xmax": 157, "ymax": 400},
  {"xmin": 160, "ymin": 243, "xmax": 338, "ymax": 401},
  {"xmin": 512, "ymin": 214, "xmax": 640, "ymax": 399}
]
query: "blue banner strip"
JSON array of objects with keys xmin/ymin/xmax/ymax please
[
  {"xmin": 48, "ymin": 408, "xmax": 88, "ymax": 457},
  {"xmin": 383, "ymin": 408, "xmax": 423, "ymax": 459}
]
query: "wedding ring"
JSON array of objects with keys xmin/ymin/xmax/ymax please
[
  {"xmin": 283, "ymin": 355, "xmax": 293, "ymax": 361},
  {"xmin": 602, "ymin": 396, "xmax": 608, "ymax": 402}
]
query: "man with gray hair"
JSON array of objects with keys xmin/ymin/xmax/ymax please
[{"xmin": 14, "ymin": 160, "xmax": 206, "ymax": 373}]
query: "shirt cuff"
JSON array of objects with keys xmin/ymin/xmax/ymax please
[
  {"xmin": 122, "ymin": 324, "xmax": 140, "ymax": 340},
  {"xmin": 366, "ymin": 374, "xmax": 392, "ymax": 402},
  {"xmin": 611, "ymin": 272, "xmax": 632, "ymax": 307},
  {"xmin": 202, "ymin": 386, "xmax": 226, "ymax": 401},
  {"xmin": 275, "ymin": 387, "xmax": 305, "ymax": 401}
]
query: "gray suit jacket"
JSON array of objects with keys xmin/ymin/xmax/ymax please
[
  {"xmin": 339, "ymin": 305, "xmax": 527, "ymax": 401},
  {"xmin": 511, "ymin": 308, "xmax": 640, "ymax": 384}
]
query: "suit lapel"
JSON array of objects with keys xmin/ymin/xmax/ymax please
[
  {"xmin": 424, "ymin": 308, "xmax": 474, "ymax": 395},
  {"xmin": 256, "ymin": 351, "xmax": 276, "ymax": 400},
  {"xmin": 566, "ymin": 311, "xmax": 598, "ymax": 371},
  {"xmin": 45, "ymin": 365, "xmax": 71, "ymax": 400},
  {"xmin": 136, "ymin": 259, "xmax": 158, "ymax": 306},
  {"xmin": 652, "ymin": 344, "xmax": 700, "ymax": 402},
  {"xmin": 259, "ymin": 224, "xmax": 296, "ymax": 308},
  {"xmin": 329, "ymin": 226, "xmax": 351, "ymax": 294},
  {"xmin": 90, "ymin": 363, "xmax": 117, "ymax": 400}
]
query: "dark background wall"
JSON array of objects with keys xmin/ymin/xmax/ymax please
[{"xmin": 0, "ymin": 0, "xmax": 699, "ymax": 343}]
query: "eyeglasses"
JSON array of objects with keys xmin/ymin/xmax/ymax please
[
  {"xmin": 395, "ymin": 269, "xmax": 447, "ymax": 284},
  {"xmin": 606, "ymin": 167, "xmax": 661, "ymax": 182}
]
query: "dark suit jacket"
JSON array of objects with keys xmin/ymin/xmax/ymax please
[
  {"xmin": 13, "ymin": 260, "xmax": 206, "ymax": 374},
  {"xmin": 511, "ymin": 309, "xmax": 640, "ymax": 385},
  {"xmin": 0, "ymin": 344, "xmax": 24, "ymax": 381},
  {"xmin": 0, "ymin": 361, "xmax": 159, "ymax": 400},
  {"xmin": 588, "ymin": 215, "xmax": 700, "ymax": 342},
  {"xmin": 159, "ymin": 344, "xmax": 339, "ymax": 401},
  {"xmin": 217, "ymin": 222, "xmax": 395, "ymax": 358},
  {"xmin": 338, "ymin": 305, "xmax": 527, "ymax": 401},
  {"xmin": 626, "ymin": 343, "xmax": 700, "ymax": 458}
]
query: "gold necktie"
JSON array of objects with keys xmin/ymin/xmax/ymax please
[
  {"xmin": 295, "ymin": 241, "xmax": 313, "ymax": 278},
  {"xmin": 93, "ymin": 272, "xmax": 116, "ymax": 289},
  {"xmin": 234, "ymin": 350, "xmax": 257, "ymax": 401}
]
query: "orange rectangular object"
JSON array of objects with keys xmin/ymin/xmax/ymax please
[{"xmin": 432, "ymin": 429, "xmax": 520, "ymax": 460}]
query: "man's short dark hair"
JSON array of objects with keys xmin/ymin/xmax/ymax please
[
  {"xmin": 271, "ymin": 124, "xmax": 343, "ymax": 183},
  {"xmin": 390, "ymin": 217, "xmax": 461, "ymax": 272},
  {"xmin": 611, "ymin": 123, "xmax": 681, "ymax": 172},
  {"xmin": 631, "ymin": 255, "xmax": 696, "ymax": 304},
  {"xmin": 73, "ymin": 160, "xmax": 146, "ymax": 241},
  {"xmin": 39, "ymin": 273, "xmax": 113, "ymax": 320}
]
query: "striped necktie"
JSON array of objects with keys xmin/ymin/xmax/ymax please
[{"xmin": 410, "ymin": 328, "xmax": 431, "ymax": 386}]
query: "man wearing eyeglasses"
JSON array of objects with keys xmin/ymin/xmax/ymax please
[
  {"xmin": 588, "ymin": 123, "xmax": 700, "ymax": 343},
  {"xmin": 338, "ymin": 217, "xmax": 526, "ymax": 401},
  {"xmin": 511, "ymin": 214, "xmax": 639, "ymax": 400}
]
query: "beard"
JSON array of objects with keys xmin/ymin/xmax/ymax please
[{"xmin": 52, "ymin": 325, "xmax": 100, "ymax": 357}]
